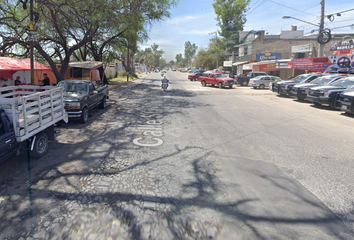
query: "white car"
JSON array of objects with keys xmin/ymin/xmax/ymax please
[{"xmin": 248, "ymin": 75, "xmax": 281, "ymax": 89}]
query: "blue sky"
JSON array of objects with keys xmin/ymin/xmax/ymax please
[{"xmin": 140, "ymin": 0, "xmax": 354, "ymax": 61}]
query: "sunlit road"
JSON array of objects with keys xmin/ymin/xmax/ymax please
[
  {"xmin": 1, "ymin": 71, "xmax": 354, "ymax": 239},
  {"xmin": 148, "ymin": 71, "xmax": 354, "ymax": 238}
]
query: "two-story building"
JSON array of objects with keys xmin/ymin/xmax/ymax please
[{"xmin": 232, "ymin": 27, "xmax": 354, "ymax": 79}]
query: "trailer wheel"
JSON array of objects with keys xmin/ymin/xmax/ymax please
[{"xmin": 31, "ymin": 132, "xmax": 49, "ymax": 159}]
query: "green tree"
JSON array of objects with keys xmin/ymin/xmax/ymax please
[
  {"xmin": 151, "ymin": 43, "xmax": 164, "ymax": 68},
  {"xmin": 193, "ymin": 48, "xmax": 215, "ymax": 70},
  {"xmin": 0, "ymin": 0, "xmax": 177, "ymax": 82},
  {"xmin": 184, "ymin": 41, "xmax": 198, "ymax": 67},
  {"xmin": 175, "ymin": 53, "xmax": 185, "ymax": 67},
  {"xmin": 213, "ymin": 0, "xmax": 250, "ymax": 52}
]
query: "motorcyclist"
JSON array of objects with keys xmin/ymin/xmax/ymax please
[{"xmin": 161, "ymin": 75, "xmax": 169, "ymax": 89}]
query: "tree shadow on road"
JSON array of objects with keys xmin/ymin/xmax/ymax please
[{"xmin": 0, "ymin": 80, "xmax": 353, "ymax": 239}]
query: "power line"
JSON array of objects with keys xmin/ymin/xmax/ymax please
[{"xmin": 267, "ymin": 0, "xmax": 318, "ymax": 17}]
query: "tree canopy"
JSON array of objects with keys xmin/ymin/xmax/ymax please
[
  {"xmin": 0, "ymin": 0, "xmax": 177, "ymax": 81},
  {"xmin": 213, "ymin": 0, "xmax": 250, "ymax": 53}
]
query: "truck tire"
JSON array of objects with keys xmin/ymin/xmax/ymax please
[
  {"xmin": 80, "ymin": 108, "xmax": 89, "ymax": 123},
  {"xmin": 99, "ymin": 96, "xmax": 107, "ymax": 109},
  {"xmin": 242, "ymin": 80, "xmax": 248, "ymax": 86},
  {"xmin": 201, "ymin": 81, "xmax": 206, "ymax": 87},
  {"xmin": 31, "ymin": 132, "xmax": 49, "ymax": 159},
  {"xmin": 218, "ymin": 83, "xmax": 222, "ymax": 89},
  {"xmin": 297, "ymin": 96, "xmax": 305, "ymax": 101},
  {"xmin": 329, "ymin": 98, "xmax": 337, "ymax": 109}
]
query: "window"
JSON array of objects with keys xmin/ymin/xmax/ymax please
[
  {"xmin": 0, "ymin": 121, "xmax": 4, "ymax": 136},
  {"xmin": 89, "ymin": 83, "xmax": 95, "ymax": 93}
]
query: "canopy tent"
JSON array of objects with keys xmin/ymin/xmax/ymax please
[
  {"xmin": 0, "ymin": 57, "xmax": 52, "ymax": 72},
  {"xmin": 0, "ymin": 57, "xmax": 53, "ymax": 85}
]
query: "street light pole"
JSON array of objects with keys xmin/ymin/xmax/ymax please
[
  {"xmin": 319, "ymin": 0, "xmax": 325, "ymax": 57},
  {"xmin": 283, "ymin": 0, "xmax": 326, "ymax": 57},
  {"xmin": 209, "ymin": 31, "xmax": 218, "ymax": 69}
]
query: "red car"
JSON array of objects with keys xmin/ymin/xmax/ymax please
[{"xmin": 188, "ymin": 72, "xmax": 202, "ymax": 81}]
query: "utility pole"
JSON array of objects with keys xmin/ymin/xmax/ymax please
[
  {"xmin": 30, "ymin": 0, "xmax": 34, "ymax": 85},
  {"xmin": 319, "ymin": 0, "xmax": 325, "ymax": 57},
  {"xmin": 209, "ymin": 31, "xmax": 218, "ymax": 69}
]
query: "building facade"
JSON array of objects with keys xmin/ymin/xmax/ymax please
[{"xmin": 231, "ymin": 27, "xmax": 354, "ymax": 79}]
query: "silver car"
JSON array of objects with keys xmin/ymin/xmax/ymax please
[{"xmin": 248, "ymin": 75, "xmax": 281, "ymax": 89}]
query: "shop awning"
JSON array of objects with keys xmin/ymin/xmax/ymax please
[
  {"xmin": 0, "ymin": 57, "xmax": 52, "ymax": 72},
  {"xmin": 232, "ymin": 61, "xmax": 249, "ymax": 66},
  {"xmin": 69, "ymin": 61, "xmax": 103, "ymax": 71}
]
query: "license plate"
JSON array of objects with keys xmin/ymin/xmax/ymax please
[{"xmin": 341, "ymin": 105, "xmax": 348, "ymax": 110}]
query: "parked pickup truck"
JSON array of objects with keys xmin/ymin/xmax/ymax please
[
  {"xmin": 57, "ymin": 80, "xmax": 109, "ymax": 123},
  {"xmin": 306, "ymin": 76, "xmax": 354, "ymax": 109},
  {"xmin": 273, "ymin": 73, "xmax": 322, "ymax": 96},
  {"xmin": 199, "ymin": 73, "xmax": 235, "ymax": 88},
  {"xmin": 0, "ymin": 85, "xmax": 68, "ymax": 162},
  {"xmin": 235, "ymin": 72, "xmax": 267, "ymax": 86}
]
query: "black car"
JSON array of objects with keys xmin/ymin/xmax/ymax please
[
  {"xmin": 273, "ymin": 73, "xmax": 322, "ymax": 96},
  {"xmin": 290, "ymin": 74, "xmax": 345, "ymax": 101},
  {"xmin": 337, "ymin": 89, "xmax": 354, "ymax": 114},
  {"xmin": 306, "ymin": 77, "xmax": 354, "ymax": 109}
]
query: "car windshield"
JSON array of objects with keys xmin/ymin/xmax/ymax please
[
  {"xmin": 311, "ymin": 75, "xmax": 342, "ymax": 85},
  {"xmin": 291, "ymin": 74, "xmax": 312, "ymax": 83},
  {"xmin": 329, "ymin": 78, "xmax": 354, "ymax": 88},
  {"xmin": 58, "ymin": 82, "xmax": 87, "ymax": 93},
  {"xmin": 215, "ymin": 74, "xmax": 229, "ymax": 78}
]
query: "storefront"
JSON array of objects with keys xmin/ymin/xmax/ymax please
[{"xmin": 252, "ymin": 61, "xmax": 280, "ymax": 76}]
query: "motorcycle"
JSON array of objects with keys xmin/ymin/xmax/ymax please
[{"xmin": 161, "ymin": 82, "xmax": 168, "ymax": 91}]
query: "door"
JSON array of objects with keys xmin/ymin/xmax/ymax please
[
  {"xmin": 87, "ymin": 83, "xmax": 98, "ymax": 110},
  {"xmin": 0, "ymin": 113, "xmax": 18, "ymax": 162}
]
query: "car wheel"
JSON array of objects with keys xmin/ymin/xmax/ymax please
[
  {"xmin": 329, "ymin": 98, "xmax": 337, "ymax": 109},
  {"xmin": 242, "ymin": 80, "xmax": 248, "ymax": 86},
  {"xmin": 31, "ymin": 132, "xmax": 49, "ymax": 159},
  {"xmin": 201, "ymin": 81, "xmax": 206, "ymax": 87},
  {"xmin": 80, "ymin": 108, "xmax": 89, "ymax": 123},
  {"xmin": 218, "ymin": 82, "xmax": 223, "ymax": 89},
  {"xmin": 99, "ymin": 97, "xmax": 107, "ymax": 109},
  {"xmin": 259, "ymin": 84, "xmax": 265, "ymax": 89}
]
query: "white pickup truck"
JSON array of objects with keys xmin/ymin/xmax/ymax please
[{"xmin": 0, "ymin": 85, "xmax": 68, "ymax": 162}]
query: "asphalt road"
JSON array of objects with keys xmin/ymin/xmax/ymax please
[{"xmin": 1, "ymin": 71, "xmax": 354, "ymax": 239}]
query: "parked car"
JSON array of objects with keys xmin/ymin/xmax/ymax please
[
  {"xmin": 198, "ymin": 73, "xmax": 235, "ymax": 89},
  {"xmin": 188, "ymin": 72, "xmax": 202, "ymax": 81},
  {"xmin": 338, "ymin": 89, "xmax": 354, "ymax": 114},
  {"xmin": 57, "ymin": 80, "xmax": 109, "ymax": 123},
  {"xmin": 290, "ymin": 74, "xmax": 345, "ymax": 101},
  {"xmin": 0, "ymin": 85, "xmax": 68, "ymax": 162},
  {"xmin": 235, "ymin": 72, "xmax": 268, "ymax": 86},
  {"xmin": 274, "ymin": 73, "xmax": 322, "ymax": 96},
  {"xmin": 306, "ymin": 76, "xmax": 354, "ymax": 109},
  {"xmin": 248, "ymin": 75, "xmax": 281, "ymax": 89}
]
